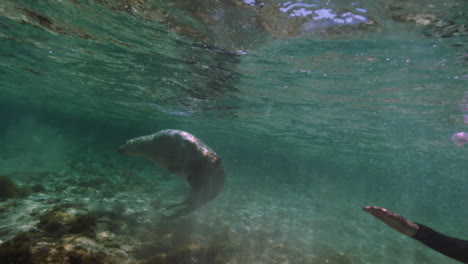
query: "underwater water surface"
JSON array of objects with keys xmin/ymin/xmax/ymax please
[{"xmin": 0, "ymin": 0, "xmax": 467, "ymax": 263}]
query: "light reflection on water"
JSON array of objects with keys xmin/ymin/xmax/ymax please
[{"xmin": 277, "ymin": 1, "xmax": 370, "ymax": 28}]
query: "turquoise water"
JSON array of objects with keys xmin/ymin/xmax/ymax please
[{"xmin": 0, "ymin": 0, "xmax": 467, "ymax": 263}]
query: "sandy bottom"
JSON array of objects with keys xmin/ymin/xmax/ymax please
[{"xmin": 0, "ymin": 150, "xmax": 459, "ymax": 264}]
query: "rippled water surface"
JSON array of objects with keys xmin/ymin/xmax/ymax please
[{"xmin": 0, "ymin": 0, "xmax": 467, "ymax": 263}]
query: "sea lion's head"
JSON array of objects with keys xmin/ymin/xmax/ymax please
[
  {"xmin": 118, "ymin": 135, "xmax": 156, "ymax": 156},
  {"xmin": 117, "ymin": 132, "xmax": 183, "ymax": 166}
]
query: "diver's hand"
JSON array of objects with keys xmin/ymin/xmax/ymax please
[{"xmin": 362, "ymin": 206, "xmax": 420, "ymax": 237}]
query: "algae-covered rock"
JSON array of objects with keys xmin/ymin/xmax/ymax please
[
  {"xmin": 0, "ymin": 222, "xmax": 114, "ymax": 264},
  {"xmin": 0, "ymin": 232, "xmax": 114, "ymax": 264},
  {"xmin": 0, "ymin": 175, "xmax": 30, "ymax": 200},
  {"xmin": 0, "ymin": 232, "xmax": 34, "ymax": 264},
  {"xmin": 37, "ymin": 205, "xmax": 97, "ymax": 237}
]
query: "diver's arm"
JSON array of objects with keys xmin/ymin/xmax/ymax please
[
  {"xmin": 363, "ymin": 206, "xmax": 468, "ymax": 263},
  {"xmin": 412, "ymin": 223, "xmax": 468, "ymax": 263}
]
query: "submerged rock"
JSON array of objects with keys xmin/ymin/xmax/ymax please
[
  {"xmin": 0, "ymin": 203, "xmax": 117, "ymax": 264},
  {"xmin": 0, "ymin": 232, "xmax": 114, "ymax": 264},
  {"xmin": 37, "ymin": 205, "xmax": 97, "ymax": 238},
  {"xmin": 0, "ymin": 175, "xmax": 30, "ymax": 200},
  {"xmin": 0, "ymin": 233, "xmax": 33, "ymax": 264}
]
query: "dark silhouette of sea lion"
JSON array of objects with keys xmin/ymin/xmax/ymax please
[{"xmin": 118, "ymin": 129, "xmax": 225, "ymax": 219}]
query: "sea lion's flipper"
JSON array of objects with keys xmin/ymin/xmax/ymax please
[
  {"xmin": 161, "ymin": 162, "xmax": 225, "ymax": 220},
  {"xmin": 161, "ymin": 204, "xmax": 198, "ymax": 220},
  {"xmin": 162, "ymin": 185, "xmax": 207, "ymax": 219},
  {"xmin": 163, "ymin": 201, "xmax": 187, "ymax": 211}
]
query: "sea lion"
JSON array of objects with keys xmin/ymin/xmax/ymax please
[{"xmin": 118, "ymin": 129, "xmax": 225, "ymax": 219}]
